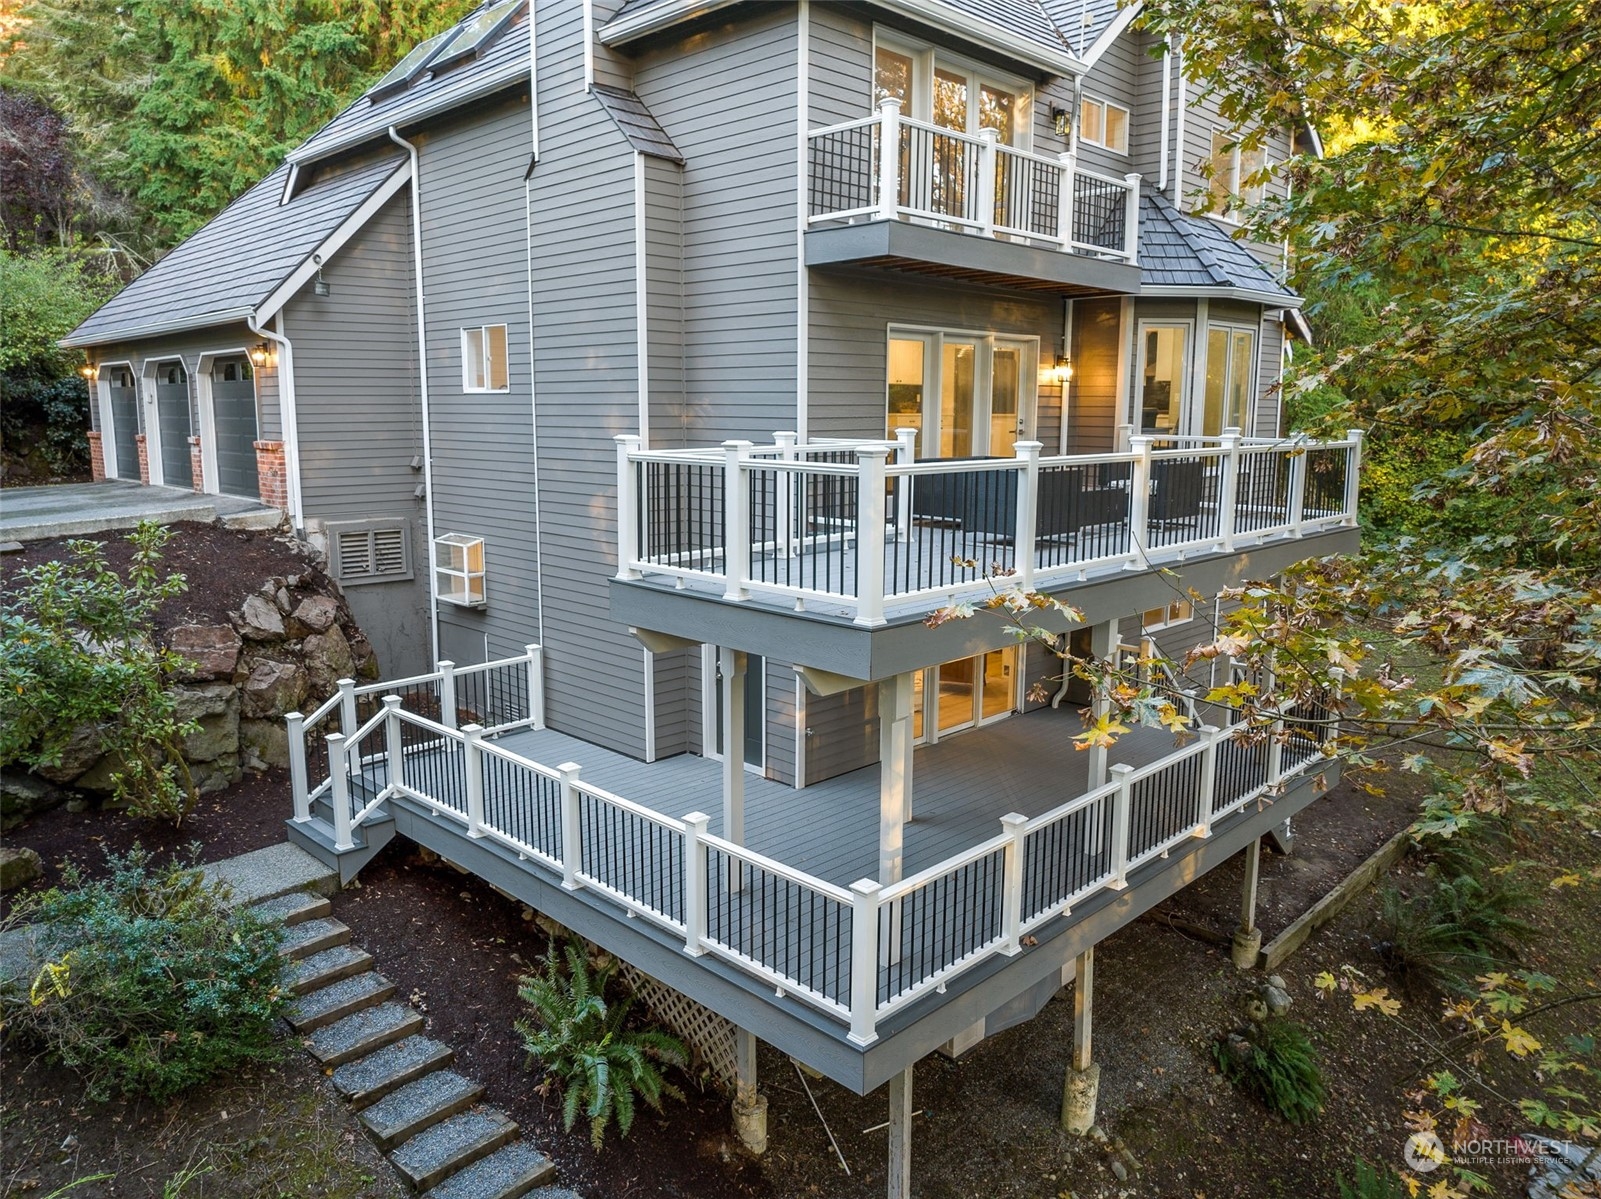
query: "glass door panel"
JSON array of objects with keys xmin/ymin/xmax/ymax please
[
  {"xmin": 1228, "ymin": 330, "xmax": 1255, "ymax": 432},
  {"xmin": 940, "ymin": 340, "xmax": 977, "ymax": 457},
  {"xmin": 936, "ymin": 657, "xmax": 976, "ymax": 734},
  {"xmin": 874, "ymin": 46, "xmax": 912, "ymax": 105},
  {"xmin": 979, "ymin": 84, "xmax": 1019, "ymax": 145},
  {"xmin": 1203, "ymin": 327, "xmax": 1229, "ymax": 436},
  {"xmin": 887, "ymin": 336, "xmax": 929, "ymax": 455},
  {"xmin": 1139, "ymin": 325, "xmax": 1188, "ymax": 438},
  {"xmin": 990, "ymin": 346, "xmax": 1020, "ymax": 456},
  {"xmin": 912, "ymin": 667, "xmax": 926, "ymax": 739},
  {"xmin": 1202, "ymin": 327, "xmax": 1256, "ymax": 436},
  {"xmin": 980, "ymin": 648, "xmax": 1017, "ymax": 721}
]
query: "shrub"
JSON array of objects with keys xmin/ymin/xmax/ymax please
[
  {"xmin": 1375, "ymin": 870, "xmax": 1533, "ymax": 992},
  {"xmin": 1212, "ymin": 1018, "xmax": 1327, "ymax": 1124},
  {"xmin": 516, "ymin": 940, "xmax": 687, "ymax": 1150},
  {"xmin": 0, "ymin": 847, "xmax": 287, "ymax": 1102},
  {"xmin": 1337, "ymin": 1160, "xmax": 1409, "ymax": 1199}
]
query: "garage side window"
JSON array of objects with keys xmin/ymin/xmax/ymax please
[{"xmin": 462, "ymin": 325, "xmax": 509, "ymax": 392}]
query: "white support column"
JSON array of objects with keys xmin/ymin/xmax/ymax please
[
  {"xmin": 462, "ymin": 722, "xmax": 485, "ymax": 838},
  {"xmin": 775, "ymin": 430, "xmax": 798, "ymax": 555},
  {"xmin": 732, "ymin": 1027, "xmax": 768, "ymax": 1155},
  {"xmin": 286, "ymin": 711, "xmax": 309, "ymax": 822},
  {"xmin": 614, "ymin": 434, "xmax": 643, "ymax": 581},
  {"xmin": 1107, "ymin": 763, "xmax": 1134, "ymax": 889},
  {"xmin": 438, "ymin": 659, "xmax": 457, "ymax": 730},
  {"xmin": 1122, "ymin": 172, "xmax": 1142, "ymax": 262},
  {"xmin": 559, "ymin": 761, "xmax": 583, "ymax": 890},
  {"xmin": 1013, "ymin": 441, "xmax": 1041, "ymax": 592},
  {"xmin": 887, "ymin": 1065, "xmax": 913, "ymax": 1199},
  {"xmin": 337, "ymin": 677, "xmax": 358, "ymax": 737},
  {"xmin": 721, "ymin": 646, "xmax": 747, "ymax": 893},
  {"xmin": 1195, "ymin": 723, "xmax": 1221, "ymax": 836},
  {"xmin": 876, "ymin": 97, "xmax": 902, "ymax": 222},
  {"xmin": 1086, "ymin": 618, "xmax": 1119, "ymax": 790},
  {"xmin": 723, "ymin": 440, "xmax": 754, "ymax": 602},
  {"xmin": 976, "ymin": 127, "xmax": 998, "ymax": 236},
  {"xmin": 848, "ymin": 879, "xmax": 882, "ymax": 1046},
  {"xmin": 328, "ymin": 732, "xmax": 353, "ymax": 853},
  {"xmin": 1231, "ymin": 836, "xmax": 1263, "ymax": 969},
  {"xmin": 1126, "ymin": 436, "xmax": 1152, "ymax": 570},
  {"xmin": 1000, "ymin": 812, "xmax": 1027, "ymax": 954},
  {"xmin": 1343, "ymin": 429, "xmax": 1365, "ymax": 526},
  {"xmin": 1286, "ymin": 438, "xmax": 1308, "ymax": 538},
  {"xmin": 1057, "ymin": 152, "xmax": 1077, "ymax": 247},
  {"xmin": 878, "ymin": 672, "xmax": 915, "ymax": 880}
]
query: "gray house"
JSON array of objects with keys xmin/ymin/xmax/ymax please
[{"xmin": 66, "ymin": 2, "xmax": 1359, "ymax": 1194}]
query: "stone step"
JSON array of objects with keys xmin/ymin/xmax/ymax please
[
  {"xmin": 204, "ymin": 842, "xmax": 338, "ymax": 905},
  {"xmin": 422, "ymin": 1142, "xmax": 558, "ymax": 1199},
  {"xmin": 360, "ymin": 1071, "xmax": 484, "ymax": 1150},
  {"xmin": 332, "ymin": 1036, "xmax": 456, "ymax": 1111},
  {"xmin": 286, "ymin": 943, "xmax": 375, "ymax": 996},
  {"xmin": 279, "ymin": 916, "xmax": 352, "ymax": 961},
  {"xmin": 390, "ymin": 1108, "xmax": 518, "ymax": 1192},
  {"xmin": 286, "ymin": 971, "xmax": 395, "ymax": 1033},
  {"xmin": 250, "ymin": 890, "xmax": 332, "ymax": 927},
  {"xmin": 306, "ymin": 1002, "xmax": 425, "ymax": 1067}
]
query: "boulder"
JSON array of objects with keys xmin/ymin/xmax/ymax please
[
  {"xmin": 172, "ymin": 683, "xmax": 240, "ymax": 763},
  {"xmin": 169, "ymin": 623, "xmax": 243, "ymax": 681},
  {"xmin": 286, "ymin": 594, "xmax": 338, "ymax": 638},
  {"xmin": 35, "ymin": 722, "xmax": 104, "ymax": 784},
  {"xmin": 237, "ymin": 594, "xmax": 285, "ymax": 641},
  {"xmin": 240, "ymin": 719, "xmax": 292, "ymax": 770},
  {"xmin": 274, "ymin": 586, "xmax": 293, "ymax": 614},
  {"xmin": 191, "ymin": 753, "xmax": 240, "ymax": 795},
  {"xmin": 241, "ymin": 659, "xmax": 307, "ymax": 719},
  {"xmin": 73, "ymin": 749, "xmax": 129, "ymax": 796},
  {"xmin": 0, "ymin": 846, "xmax": 43, "ymax": 891},
  {"xmin": 1, "ymin": 771, "xmax": 65, "ymax": 832},
  {"xmin": 1261, "ymin": 984, "xmax": 1293, "ymax": 1018},
  {"xmin": 303, "ymin": 625, "xmax": 356, "ymax": 696}
]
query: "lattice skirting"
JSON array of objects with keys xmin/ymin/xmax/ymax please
[{"xmin": 617, "ymin": 962, "xmax": 738, "ymax": 1092}]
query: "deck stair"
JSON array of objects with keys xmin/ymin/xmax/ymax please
[{"xmin": 250, "ymin": 885, "xmax": 558, "ymax": 1199}]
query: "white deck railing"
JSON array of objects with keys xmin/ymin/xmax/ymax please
[
  {"xmin": 617, "ymin": 429, "xmax": 1365, "ymax": 627},
  {"xmin": 807, "ymin": 98, "xmax": 1141, "ymax": 261},
  {"xmin": 287, "ymin": 684, "xmax": 1337, "ymax": 1045}
]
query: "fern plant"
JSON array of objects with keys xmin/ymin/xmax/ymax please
[
  {"xmin": 515, "ymin": 941, "xmax": 687, "ymax": 1150},
  {"xmin": 1337, "ymin": 1160, "xmax": 1409, "ymax": 1199},
  {"xmin": 1212, "ymin": 1018, "xmax": 1327, "ymax": 1124},
  {"xmin": 1376, "ymin": 871, "xmax": 1534, "ymax": 991}
]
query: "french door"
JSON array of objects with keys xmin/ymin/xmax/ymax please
[
  {"xmin": 887, "ymin": 331, "xmax": 1036, "ymax": 459},
  {"xmin": 912, "ymin": 647, "xmax": 1020, "ymax": 742}
]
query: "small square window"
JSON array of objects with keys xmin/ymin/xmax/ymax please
[
  {"xmin": 1142, "ymin": 600, "xmax": 1194, "ymax": 633},
  {"xmin": 1080, "ymin": 96, "xmax": 1129, "ymax": 154},
  {"xmin": 462, "ymin": 325, "xmax": 509, "ymax": 392},
  {"xmin": 435, "ymin": 533, "xmax": 487, "ymax": 607}
]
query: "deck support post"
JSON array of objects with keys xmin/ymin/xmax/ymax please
[
  {"xmin": 1231, "ymin": 836, "xmax": 1263, "ymax": 969},
  {"xmin": 461, "ymin": 722, "xmax": 485, "ymax": 838},
  {"xmin": 328, "ymin": 732, "xmax": 353, "ymax": 853},
  {"xmin": 1060, "ymin": 946, "xmax": 1099, "ymax": 1134},
  {"xmin": 878, "ymin": 672, "xmax": 914, "ymax": 965},
  {"xmin": 720, "ymin": 646, "xmax": 746, "ymax": 893},
  {"xmin": 1086, "ymin": 618, "xmax": 1119, "ymax": 790},
  {"xmin": 559, "ymin": 761, "xmax": 583, "ymax": 891},
  {"xmin": 731, "ymin": 1027, "xmax": 768, "ymax": 1155},
  {"xmin": 438, "ymin": 660, "xmax": 457, "ymax": 729},
  {"xmin": 887, "ymin": 1065, "xmax": 913, "ymax": 1199},
  {"xmin": 286, "ymin": 711, "xmax": 309, "ymax": 822}
]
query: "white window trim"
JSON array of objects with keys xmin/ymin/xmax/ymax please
[
  {"xmin": 1204, "ymin": 320, "xmax": 1260, "ymax": 437},
  {"xmin": 460, "ymin": 324, "xmax": 510, "ymax": 394},
  {"xmin": 434, "ymin": 532, "xmax": 487, "ymax": 607},
  {"xmin": 1132, "ymin": 318, "xmax": 1195, "ymax": 437},
  {"xmin": 1141, "ymin": 599, "xmax": 1194, "ymax": 633},
  {"xmin": 885, "ymin": 324, "xmax": 1039, "ymax": 458},
  {"xmin": 1079, "ymin": 94, "xmax": 1130, "ymax": 155},
  {"xmin": 872, "ymin": 27, "xmax": 1034, "ymax": 151}
]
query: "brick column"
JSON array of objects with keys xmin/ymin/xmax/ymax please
[
  {"xmin": 87, "ymin": 431, "xmax": 106, "ymax": 481},
  {"xmin": 135, "ymin": 434, "xmax": 150, "ymax": 484},
  {"xmin": 253, "ymin": 439, "xmax": 288, "ymax": 510},
  {"xmin": 187, "ymin": 435, "xmax": 205, "ymax": 492}
]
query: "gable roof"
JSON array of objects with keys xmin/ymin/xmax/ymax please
[
  {"xmin": 1137, "ymin": 190, "xmax": 1300, "ymax": 307},
  {"xmin": 64, "ymin": 155, "xmax": 408, "ymax": 348},
  {"xmin": 591, "ymin": 85, "xmax": 685, "ymax": 163}
]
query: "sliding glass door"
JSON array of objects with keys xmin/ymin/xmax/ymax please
[{"xmin": 911, "ymin": 647, "xmax": 1020, "ymax": 741}]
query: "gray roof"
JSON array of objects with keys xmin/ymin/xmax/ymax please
[
  {"xmin": 64, "ymin": 156, "xmax": 407, "ymax": 348},
  {"xmin": 591, "ymin": 85, "xmax": 685, "ymax": 163},
  {"xmin": 1038, "ymin": 0, "xmax": 1125, "ymax": 57},
  {"xmin": 1137, "ymin": 190, "xmax": 1298, "ymax": 303}
]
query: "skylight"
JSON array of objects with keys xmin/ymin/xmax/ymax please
[
  {"xmin": 427, "ymin": 0, "xmax": 523, "ymax": 75},
  {"xmin": 367, "ymin": 30, "xmax": 451, "ymax": 103}
]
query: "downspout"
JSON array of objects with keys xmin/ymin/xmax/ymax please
[
  {"xmin": 525, "ymin": 0, "xmax": 547, "ymax": 656},
  {"xmin": 246, "ymin": 312, "xmax": 306, "ymax": 532},
  {"xmin": 1157, "ymin": 35, "xmax": 1172, "ymax": 195},
  {"xmin": 389, "ymin": 125, "xmax": 441, "ymax": 668},
  {"xmin": 1171, "ymin": 40, "xmax": 1186, "ymax": 203}
]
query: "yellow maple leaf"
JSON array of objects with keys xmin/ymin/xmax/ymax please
[
  {"xmin": 1353, "ymin": 987, "xmax": 1402, "ymax": 1016},
  {"xmin": 1500, "ymin": 1021, "xmax": 1540, "ymax": 1058},
  {"xmin": 1313, "ymin": 971, "xmax": 1338, "ymax": 996},
  {"xmin": 1550, "ymin": 873, "xmax": 1581, "ymax": 889}
]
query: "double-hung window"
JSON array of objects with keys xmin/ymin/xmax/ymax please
[
  {"xmin": 1079, "ymin": 96, "xmax": 1129, "ymax": 154},
  {"xmin": 1209, "ymin": 130, "xmax": 1267, "ymax": 217},
  {"xmin": 462, "ymin": 324, "xmax": 509, "ymax": 392}
]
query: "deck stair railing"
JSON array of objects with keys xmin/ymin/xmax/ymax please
[
  {"xmin": 618, "ymin": 428, "xmax": 1364, "ymax": 627},
  {"xmin": 286, "ymin": 644, "xmax": 545, "ymax": 848},
  {"xmin": 302, "ymin": 685, "xmax": 1338, "ymax": 1046},
  {"xmin": 807, "ymin": 97, "xmax": 1142, "ymax": 260}
]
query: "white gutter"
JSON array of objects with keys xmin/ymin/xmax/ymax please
[
  {"xmin": 388, "ymin": 126, "xmax": 442, "ymax": 668},
  {"xmin": 62, "ymin": 308, "xmax": 257, "ymax": 349},
  {"xmin": 1157, "ymin": 35, "xmax": 1172, "ymax": 194},
  {"xmin": 1141, "ymin": 284, "xmax": 1304, "ymax": 308},
  {"xmin": 245, "ymin": 312, "xmax": 306, "ymax": 533}
]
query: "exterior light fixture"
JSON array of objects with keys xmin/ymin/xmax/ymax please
[
  {"xmin": 249, "ymin": 342, "xmax": 272, "ymax": 368},
  {"xmin": 314, "ymin": 269, "xmax": 331, "ymax": 297},
  {"xmin": 1053, "ymin": 354, "xmax": 1074, "ymax": 383},
  {"xmin": 79, "ymin": 363, "xmax": 98, "ymax": 381},
  {"xmin": 1052, "ymin": 106, "xmax": 1069, "ymax": 137}
]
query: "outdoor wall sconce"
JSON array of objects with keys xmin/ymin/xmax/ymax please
[
  {"xmin": 1051, "ymin": 353, "xmax": 1074, "ymax": 384},
  {"xmin": 314, "ymin": 269, "xmax": 331, "ymax": 297},
  {"xmin": 79, "ymin": 363, "xmax": 98, "ymax": 381},
  {"xmin": 1052, "ymin": 106, "xmax": 1070, "ymax": 137},
  {"xmin": 249, "ymin": 343, "xmax": 272, "ymax": 368}
]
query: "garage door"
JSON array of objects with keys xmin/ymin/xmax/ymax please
[
  {"xmin": 212, "ymin": 358, "xmax": 259, "ymax": 498},
  {"xmin": 105, "ymin": 366, "xmax": 139, "ymax": 479},
  {"xmin": 154, "ymin": 362, "xmax": 192, "ymax": 487}
]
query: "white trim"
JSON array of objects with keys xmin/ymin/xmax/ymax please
[
  {"xmin": 598, "ymin": 0, "xmax": 740, "ymax": 45},
  {"xmin": 795, "ymin": 0, "xmax": 810, "ymax": 442},
  {"xmin": 63, "ymin": 308, "xmax": 255, "ymax": 349},
  {"xmin": 94, "ymin": 360, "xmax": 136, "ymax": 481},
  {"xmin": 582, "ymin": 0, "xmax": 595, "ymax": 89},
  {"xmin": 272, "ymin": 312, "xmax": 305, "ymax": 527},
  {"xmin": 255, "ymin": 164, "xmax": 411, "ymax": 323},
  {"xmin": 884, "ymin": 325, "xmax": 1040, "ymax": 457},
  {"xmin": 1078, "ymin": 94, "xmax": 1130, "ymax": 156},
  {"xmin": 1187, "ymin": 297, "xmax": 1210, "ymax": 437},
  {"xmin": 1079, "ymin": 2, "xmax": 1143, "ymax": 70},
  {"xmin": 280, "ymin": 162, "xmax": 300, "ymax": 206},
  {"xmin": 461, "ymin": 324, "xmax": 512, "ymax": 393},
  {"xmin": 700, "ymin": 644, "xmax": 719, "ymax": 759},
  {"xmin": 1114, "ymin": 297, "xmax": 1134, "ymax": 440},
  {"xmin": 1202, "ymin": 315, "xmax": 1260, "ymax": 437},
  {"xmin": 793, "ymin": 672, "xmax": 807, "ymax": 790},
  {"xmin": 642, "ymin": 647, "xmax": 657, "ymax": 762},
  {"xmin": 872, "ymin": 28, "xmax": 1035, "ymax": 151},
  {"xmin": 633, "ymin": 152, "xmax": 650, "ymax": 446},
  {"xmin": 524, "ymin": 25, "xmax": 548, "ymax": 659},
  {"xmin": 1171, "ymin": 41, "xmax": 1186, "ymax": 204},
  {"xmin": 1157, "ymin": 36, "xmax": 1172, "ymax": 194},
  {"xmin": 1057, "ymin": 297, "xmax": 1073, "ymax": 456},
  {"xmin": 1140, "ymin": 284, "xmax": 1303, "ymax": 309}
]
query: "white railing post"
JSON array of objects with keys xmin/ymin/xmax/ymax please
[
  {"xmin": 875, "ymin": 97, "xmax": 902, "ymax": 222},
  {"xmin": 1218, "ymin": 428, "xmax": 1242, "ymax": 551},
  {"xmin": 1343, "ymin": 429, "xmax": 1364, "ymax": 526},
  {"xmin": 558, "ymin": 761, "xmax": 583, "ymax": 890},
  {"xmin": 286, "ymin": 711, "xmax": 310, "ymax": 822},
  {"xmin": 1196, "ymin": 724, "xmax": 1222, "ymax": 836},
  {"xmin": 1108, "ymin": 763, "xmax": 1134, "ymax": 888},
  {"xmin": 854, "ymin": 445, "xmax": 890, "ymax": 627},
  {"xmin": 848, "ymin": 879, "xmax": 883, "ymax": 1045},
  {"xmin": 463, "ymin": 723, "xmax": 486, "ymax": 838},
  {"xmin": 1126, "ymin": 436, "xmax": 1153, "ymax": 570},
  {"xmin": 976, "ymin": 127, "xmax": 999, "ymax": 236},
  {"xmin": 1013, "ymin": 442, "xmax": 1041, "ymax": 591},
  {"xmin": 1000, "ymin": 813, "xmax": 1028, "ymax": 955},
  {"xmin": 1123, "ymin": 172, "xmax": 1142, "ymax": 261},
  {"xmin": 722, "ymin": 440, "xmax": 754, "ymax": 602},
  {"xmin": 383, "ymin": 695, "xmax": 405, "ymax": 799},
  {"xmin": 525, "ymin": 643, "xmax": 545, "ymax": 729},
  {"xmin": 775, "ymin": 431, "xmax": 798, "ymax": 556},
  {"xmin": 1286, "ymin": 438, "xmax": 1308, "ymax": 537},
  {"xmin": 337, "ymin": 677, "xmax": 357, "ymax": 737},
  {"xmin": 1057, "ymin": 152, "xmax": 1077, "ymax": 247},
  {"xmin": 328, "ymin": 732, "xmax": 354, "ymax": 852},
  {"xmin": 683, "ymin": 812, "xmax": 710, "ymax": 956},
  {"xmin": 614, "ymin": 434, "xmax": 643, "ymax": 580},
  {"xmin": 437, "ymin": 659, "xmax": 457, "ymax": 730},
  {"xmin": 894, "ymin": 427, "xmax": 918, "ymax": 545}
]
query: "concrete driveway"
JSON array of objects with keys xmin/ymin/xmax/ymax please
[{"xmin": 0, "ymin": 481, "xmax": 280, "ymax": 543}]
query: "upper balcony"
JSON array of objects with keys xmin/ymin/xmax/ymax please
[{"xmin": 804, "ymin": 98, "xmax": 1144, "ymax": 294}]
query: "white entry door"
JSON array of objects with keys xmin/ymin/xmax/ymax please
[{"xmin": 887, "ymin": 331, "xmax": 1037, "ymax": 459}]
